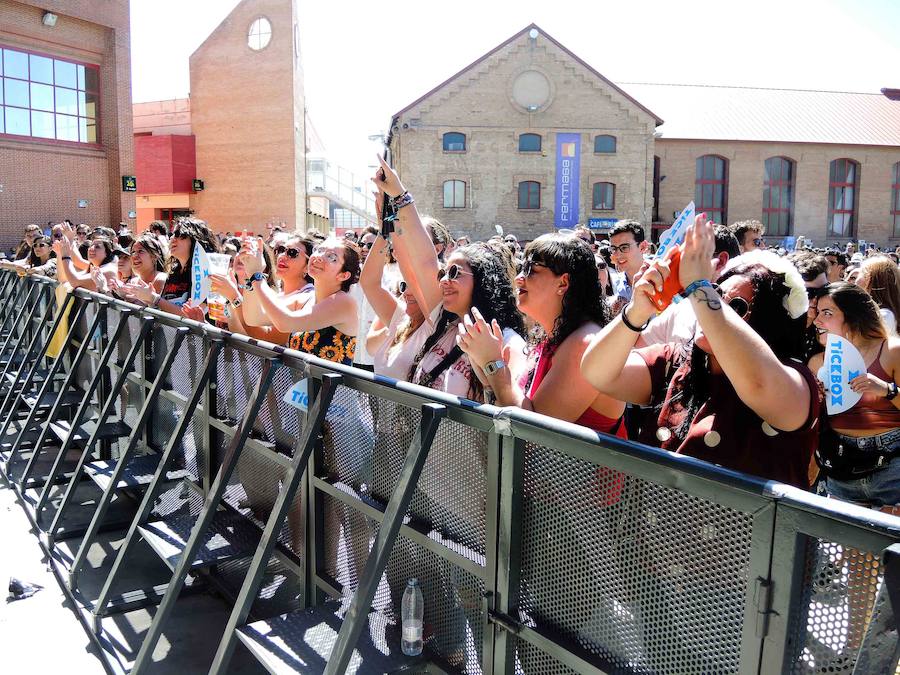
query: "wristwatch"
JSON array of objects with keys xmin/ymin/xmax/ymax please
[
  {"xmin": 229, "ymin": 296, "xmax": 243, "ymax": 308},
  {"xmin": 484, "ymin": 359, "xmax": 506, "ymax": 375},
  {"xmin": 244, "ymin": 272, "xmax": 267, "ymax": 291},
  {"xmin": 886, "ymin": 382, "xmax": 898, "ymax": 400}
]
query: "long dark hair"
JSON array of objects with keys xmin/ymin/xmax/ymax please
[
  {"xmin": 667, "ymin": 262, "xmax": 807, "ymax": 438},
  {"xmin": 283, "ymin": 234, "xmax": 314, "ymax": 286},
  {"xmin": 409, "ymin": 243, "xmax": 524, "ymax": 400},
  {"xmin": 859, "ymin": 256, "xmax": 900, "ymax": 334},
  {"xmin": 820, "ymin": 282, "xmax": 887, "ymax": 342},
  {"xmin": 523, "ymin": 234, "xmax": 610, "ymax": 349},
  {"xmin": 27, "ymin": 235, "xmax": 54, "ymax": 267},
  {"xmin": 169, "ymin": 217, "xmax": 220, "ymax": 274},
  {"xmin": 132, "ymin": 233, "xmax": 167, "ymax": 272}
]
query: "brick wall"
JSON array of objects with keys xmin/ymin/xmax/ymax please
[
  {"xmin": 0, "ymin": 0, "xmax": 133, "ymax": 250},
  {"xmin": 135, "ymin": 135, "xmax": 196, "ymax": 194},
  {"xmin": 389, "ymin": 32, "xmax": 656, "ymax": 242},
  {"xmin": 188, "ymin": 0, "xmax": 305, "ymax": 233},
  {"xmin": 656, "ymin": 140, "xmax": 900, "ymax": 246}
]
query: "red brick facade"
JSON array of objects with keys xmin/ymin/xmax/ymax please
[{"xmin": 0, "ymin": 0, "xmax": 134, "ymax": 250}]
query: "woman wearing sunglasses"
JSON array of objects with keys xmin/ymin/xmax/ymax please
[
  {"xmin": 211, "ymin": 235, "xmax": 310, "ymax": 341},
  {"xmin": 122, "ymin": 217, "xmax": 219, "ymax": 321},
  {"xmin": 13, "ymin": 234, "xmax": 57, "ymax": 278},
  {"xmin": 457, "ymin": 233, "xmax": 626, "ymax": 435},
  {"xmin": 372, "ymin": 157, "xmax": 526, "ymax": 400},
  {"xmin": 582, "ymin": 216, "xmax": 821, "ymax": 488},
  {"xmin": 238, "ymin": 237, "xmax": 359, "ymax": 365}
]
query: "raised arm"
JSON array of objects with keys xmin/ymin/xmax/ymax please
[
  {"xmin": 680, "ymin": 217, "xmax": 811, "ymax": 431},
  {"xmin": 359, "ymin": 235, "xmax": 397, "ymax": 327},
  {"xmin": 372, "ymin": 156, "xmax": 442, "ymax": 313}
]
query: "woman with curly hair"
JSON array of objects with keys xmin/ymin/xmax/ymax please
[
  {"xmin": 582, "ymin": 216, "xmax": 822, "ymax": 488},
  {"xmin": 238, "ymin": 236, "xmax": 359, "ymax": 365},
  {"xmin": 372, "ymin": 158, "xmax": 526, "ymax": 401},
  {"xmin": 457, "ymin": 233, "xmax": 625, "ymax": 434}
]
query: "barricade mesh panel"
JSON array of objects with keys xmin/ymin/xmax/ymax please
[
  {"xmin": 321, "ymin": 490, "xmax": 486, "ymax": 674},
  {"xmin": 517, "ymin": 443, "xmax": 753, "ymax": 675},
  {"xmin": 256, "ymin": 364, "xmax": 305, "ymax": 452},
  {"xmin": 787, "ymin": 538, "xmax": 894, "ymax": 674},
  {"xmin": 513, "ymin": 637, "xmax": 580, "ymax": 675},
  {"xmin": 216, "ymin": 344, "xmax": 262, "ymax": 424},
  {"xmin": 213, "ymin": 555, "xmax": 304, "ymax": 618}
]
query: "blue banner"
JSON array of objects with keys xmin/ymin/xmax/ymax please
[{"xmin": 554, "ymin": 133, "xmax": 581, "ymax": 229}]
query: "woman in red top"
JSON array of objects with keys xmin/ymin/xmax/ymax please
[{"xmin": 456, "ymin": 232, "xmax": 625, "ymax": 436}]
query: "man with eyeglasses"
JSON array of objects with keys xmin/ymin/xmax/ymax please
[
  {"xmin": 608, "ymin": 220, "xmax": 650, "ymax": 310},
  {"xmin": 730, "ymin": 220, "xmax": 767, "ymax": 253}
]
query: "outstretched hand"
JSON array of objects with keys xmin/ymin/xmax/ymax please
[
  {"xmin": 371, "ymin": 154, "xmax": 405, "ymax": 199},
  {"xmin": 678, "ymin": 213, "xmax": 715, "ymax": 289},
  {"xmin": 122, "ymin": 276, "xmax": 155, "ymax": 305}
]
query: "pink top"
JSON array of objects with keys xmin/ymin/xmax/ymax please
[{"xmin": 525, "ymin": 341, "xmax": 627, "ymax": 438}]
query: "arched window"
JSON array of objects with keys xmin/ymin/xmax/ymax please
[
  {"xmin": 695, "ymin": 155, "xmax": 728, "ymax": 224},
  {"xmin": 443, "ymin": 180, "xmax": 466, "ymax": 208},
  {"xmin": 442, "ymin": 132, "xmax": 466, "ymax": 152},
  {"xmin": 594, "ymin": 135, "xmax": 616, "ymax": 153},
  {"xmin": 828, "ymin": 158, "xmax": 859, "ymax": 238},
  {"xmin": 592, "ymin": 182, "xmax": 615, "ymax": 210},
  {"xmin": 518, "ymin": 133, "xmax": 541, "ymax": 152},
  {"xmin": 518, "ymin": 181, "xmax": 541, "ymax": 209},
  {"xmin": 892, "ymin": 162, "xmax": 900, "ymax": 237},
  {"xmin": 762, "ymin": 157, "xmax": 795, "ymax": 236}
]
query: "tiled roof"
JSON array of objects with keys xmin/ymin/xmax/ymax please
[{"xmin": 619, "ymin": 83, "xmax": 900, "ymax": 147}]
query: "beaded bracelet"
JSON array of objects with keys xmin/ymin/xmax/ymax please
[{"xmin": 390, "ymin": 191, "xmax": 415, "ymax": 211}]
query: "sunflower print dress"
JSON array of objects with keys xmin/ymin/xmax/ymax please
[{"xmin": 287, "ymin": 325, "xmax": 356, "ymax": 366}]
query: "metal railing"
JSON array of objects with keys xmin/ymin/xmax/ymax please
[{"xmin": 0, "ymin": 268, "xmax": 898, "ymax": 675}]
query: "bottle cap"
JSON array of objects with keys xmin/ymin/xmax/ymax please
[{"xmin": 407, "ymin": 578, "xmax": 420, "ymax": 587}]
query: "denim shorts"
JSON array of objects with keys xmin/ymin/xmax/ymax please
[{"xmin": 825, "ymin": 455, "xmax": 900, "ymax": 507}]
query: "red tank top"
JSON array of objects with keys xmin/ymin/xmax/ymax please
[
  {"xmin": 524, "ymin": 341, "xmax": 627, "ymax": 438},
  {"xmin": 830, "ymin": 341, "xmax": 900, "ymax": 431}
]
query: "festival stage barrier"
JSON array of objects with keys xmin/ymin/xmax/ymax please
[{"xmin": 0, "ymin": 269, "xmax": 897, "ymax": 675}]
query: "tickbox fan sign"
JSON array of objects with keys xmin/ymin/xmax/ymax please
[
  {"xmin": 190, "ymin": 244, "xmax": 212, "ymax": 304},
  {"xmin": 654, "ymin": 201, "xmax": 695, "ymax": 261},
  {"xmin": 817, "ymin": 333, "xmax": 866, "ymax": 415}
]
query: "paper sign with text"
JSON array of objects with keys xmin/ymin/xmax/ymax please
[
  {"xmin": 283, "ymin": 379, "xmax": 310, "ymax": 411},
  {"xmin": 817, "ymin": 334, "xmax": 865, "ymax": 415},
  {"xmin": 655, "ymin": 201, "xmax": 695, "ymax": 260},
  {"xmin": 190, "ymin": 246, "xmax": 212, "ymax": 304}
]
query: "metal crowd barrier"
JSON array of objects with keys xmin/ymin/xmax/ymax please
[{"xmin": 0, "ymin": 268, "xmax": 898, "ymax": 675}]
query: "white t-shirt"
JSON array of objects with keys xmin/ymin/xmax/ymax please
[
  {"xmin": 412, "ymin": 305, "xmax": 526, "ymax": 400},
  {"xmin": 641, "ymin": 301, "xmax": 698, "ymax": 348},
  {"xmin": 349, "ymin": 283, "xmax": 376, "ymax": 366},
  {"xmin": 372, "ymin": 304, "xmax": 433, "ymax": 381}
]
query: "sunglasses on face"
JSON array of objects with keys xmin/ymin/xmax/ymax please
[
  {"xmin": 437, "ymin": 264, "xmax": 473, "ymax": 282},
  {"xmin": 727, "ymin": 296, "xmax": 750, "ymax": 318},
  {"xmin": 274, "ymin": 245, "xmax": 305, "ymax": 259},
  {"xmin": 596, "ymin": 262, "xmax": 607, "ymax": 271},
  {"xmin": 520, "ymin": 259, "xmax": 548, "ymax": 277},
  {"xmin": 33, "ymin": 242, "xmax": 48, "ymax": 248},
  {"xmin": 609, "ymin": 242, "xmax": 633, "ymax": 255},
  {"xmin": 173, "ymin": 232, "xmax": 191, "ymax": 241},
  {"xmin": 312, "ymin": 248, "xmax": 340, "ymax": 264},
  {"xmin": 360, "ymin": 241, "xmax": 375, "ymax": 250}
]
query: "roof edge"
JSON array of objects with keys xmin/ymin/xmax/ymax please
[{"xmin": 390, "ymin": 23, "xmax": 663, "ymax": 126}]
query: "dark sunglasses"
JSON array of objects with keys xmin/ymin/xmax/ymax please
[
  {"xmin": 360, "ymin": 241, "xmax": 375, "ymax": 250},
  {"xmin": 437, "ymin": 264, "xmax": 473, "ymax": 282},
  {"xmin": 398, "ymin": 280, "xmax": 409, "ymax": 294},
  {"xmin": 728, "ymin": 296, "xmax": 750, "ymax": 318},
  {"xmin": 173, "ymin": 231, "xmax": 191, "ymax": 241},
  {"xmin": 520, "ymin": 259, "xmax": 547, "ymax": 277},
  {"xmin": 596, "ymin": 262, "xmax": 607, "ymax": 270},
  {"xmin": 274, "ymin": 245, "xmax": 304, "ymax": 259}
]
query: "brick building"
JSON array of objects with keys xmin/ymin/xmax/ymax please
[
  {"xmin": 133, "ymin": 0, "xmax": 306, "ymax": 234},
  {"xmin": 388, "ymin": 24, "xmax": 900, "ymax": 245},
  {"xmin": 0, "ymin": 0, "xmax": 134, "ymax": 250}
]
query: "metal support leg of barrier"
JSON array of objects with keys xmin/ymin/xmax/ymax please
[
  {"xmin": 0, "ymin": 272, "xmax": 16, "ymax": 318},
  {"xmin": 491, "ymin": 434, "xmax": 526, "ymax": 675},
  {"xmin": 0, "ymin": 284, "xmax": 37, "ymax": 374},
  {"xmin": 62, "ymin": 325, "xmax": 187, "ymax": 584},
  {"xmin": 0, "ymin": 291, "xmax": 76, "ymax": 428},
  {"xmin": 5, "ymin": 282, "xmax": 45, "ymax": 358},
  {"xmin": 4, "ymin": 300, "xmax": 108, "ymax": 477},
  {"xmin": 129, "ymin": 357, "xmax": 280, "ymax": 674},
  {"xmin": 207, "ymin": 372, "xmax": 342, "ymax": 675},
  {"xmin": 41, "ymin": 316, "xmax": 161, "ymax": 543},
  {"xmin": 0, "ymin": 297, "xmax": 86, "ymax": 467},
  {"xmin": 91, "ymin": 338, "xmax": 223, "ymax": 630},
  {"xmin": 0, "ymin": 284, "xmax": 54, "ymax": 388},
  {"xmin": 0, "ymin": 279, "xmax": 29, "ymax": 344},
  {"xmin": 19, "ymin": 305, "xmax": 130, "ymax": 491},
  {"xmin": 324, "ymin": 402, "xmax": 447, "ymax": 675}
]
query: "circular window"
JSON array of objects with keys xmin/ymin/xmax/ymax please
[
  {"xmin": 511, "ymin": 70, "xmax": 552, "ymax": 111},
  {"xmin": 248, "ymin": 17, "xmax": 272, "ymax": 51}
]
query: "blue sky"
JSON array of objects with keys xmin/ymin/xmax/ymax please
[{"xmin": 131, "ymin": 0, "xmax": 900, "ymax": 176}]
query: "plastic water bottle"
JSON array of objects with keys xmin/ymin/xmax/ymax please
[{"xmin": 401, "ymin": 578, "xmax": 424, "ymax": 656}]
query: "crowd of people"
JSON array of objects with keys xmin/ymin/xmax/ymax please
[{"xmin": 4, "ymin": 168, "xmax": 899, "ymax": 521}]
